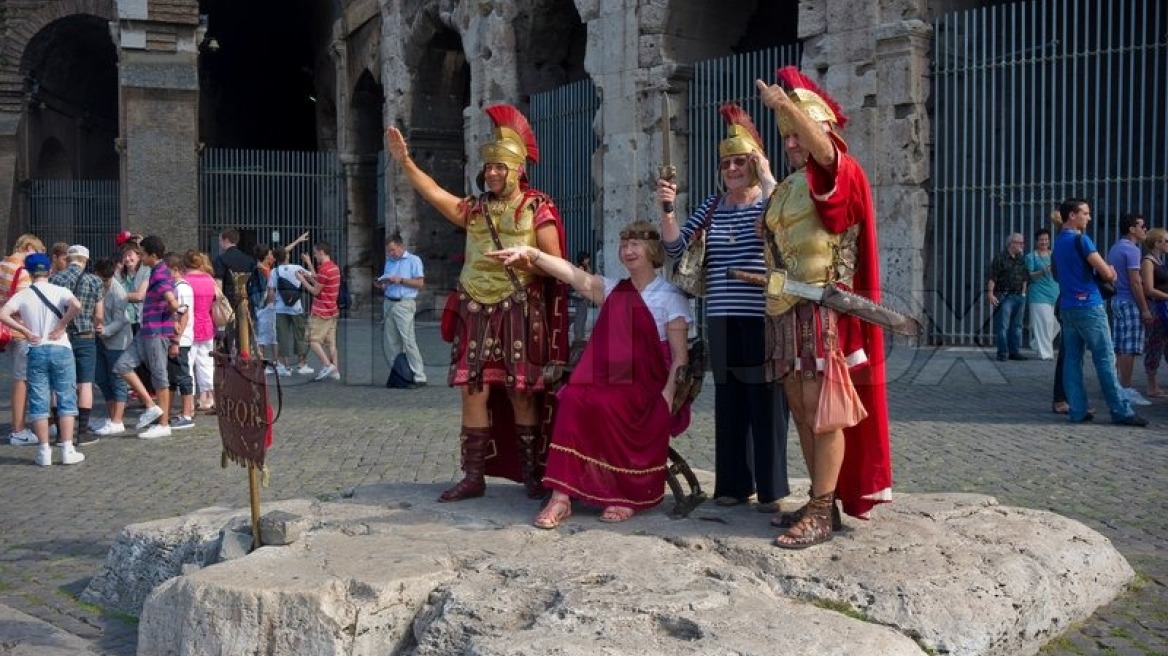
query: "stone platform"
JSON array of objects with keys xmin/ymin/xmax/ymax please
[{"xmin": 81, "ymin": 478, "xmax": 1133, "ymax": 656}]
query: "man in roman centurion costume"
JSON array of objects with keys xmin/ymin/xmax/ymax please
[
  {"xmin": 754, "ymin": 68, "xmax": 892, "ymax": 548},
  {"xmin": 386, "ymin": 105, "xmax": 569, "ymax": 502}
]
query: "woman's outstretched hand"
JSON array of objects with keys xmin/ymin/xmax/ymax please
[{"xmin": 485, "ymin": 246, "xmax": 538, "ymax": 267}]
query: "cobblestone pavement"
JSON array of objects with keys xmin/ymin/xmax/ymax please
[{"xmin": 0, "ymin": 316, "xmax": 1165, "ymax": 655}]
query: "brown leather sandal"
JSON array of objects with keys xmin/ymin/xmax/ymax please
[
  {"xmin": 771, "ymin": 487, "xmax": 842, "ymax": 531},
  {"xmin": 533, "ymin": 497, "xmax": 572, "ymax": 529},
  {"xmin": 774, "ymin": 491, "xmax": 836, "ymax": 550}
]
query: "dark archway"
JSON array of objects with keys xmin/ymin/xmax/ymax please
[
  {"xmin": 36, "ymin": 138, "xmax": 70, "ymax": 179},
  {"xmin": 407, "ymin": 24, "xmax": 471, "ymax": 295},
  {"xmin": 197, "ymin": 0, "xmax": 335, "ymax": 150},
  {"xmin": 350, "ymin": 69, "xmax": 385, "ymax": 279},
  {"xmin": 20, "ymin": 13, "xmax": 118, "ymax": 180},
  {"xmin": 515, "ymin": 0, "xmax": 588, "ymax": 96}
]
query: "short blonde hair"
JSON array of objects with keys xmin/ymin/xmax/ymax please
[
  {"xmin": 12, "ymin": 234, "xmax": 44, "ymax": 254},
  {"xmin": 1145, "ymin": 228, "xmax": 1166, "ymax": 251},
  {"xmin": 619, "ymin": 220, "xmax": 665, "ymax": 268}
]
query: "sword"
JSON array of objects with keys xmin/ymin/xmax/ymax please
[
  {"xmin": 658, "ymin": 92, "xmax": 677, "ymax": 214},
  {"xmin": 727, "ymin": 268, "xmax": 923, "ymax": 337}
]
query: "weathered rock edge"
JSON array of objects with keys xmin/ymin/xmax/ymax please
[{"xmin": 84, "ymin": 482, "xmax": 1133, "ymax": 656}]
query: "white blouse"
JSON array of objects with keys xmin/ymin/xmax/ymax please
[{"xmin": 601, "ymin": 276, "xmax": 693, "ymax": 340}]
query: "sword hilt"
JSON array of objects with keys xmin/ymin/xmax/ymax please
[{"xmin": 659, "ymin": 164, "xmax": 677, "ymax": 214}]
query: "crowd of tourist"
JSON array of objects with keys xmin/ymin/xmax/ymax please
[{"xmin": 0, "ymin": 228, "xmax": 343, "ymax": 462}]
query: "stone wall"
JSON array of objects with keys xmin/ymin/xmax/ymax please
[{"xmin": 798, "ymin": 0, "xmax": 933, "ymax": 328}]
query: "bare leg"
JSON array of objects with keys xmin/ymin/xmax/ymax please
[{"xmin": 12, "ymin": 380, "xmax": 28, "ymax": 432}]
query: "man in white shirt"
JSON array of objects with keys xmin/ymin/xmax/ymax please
[{"xmin": 0, "ymin": 253, "xmax": 84, "ymax": 465}]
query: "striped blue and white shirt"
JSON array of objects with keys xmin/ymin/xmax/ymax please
[{"xmin": 664, "ymin": 193, "xmax": 768, "ymax": 317}]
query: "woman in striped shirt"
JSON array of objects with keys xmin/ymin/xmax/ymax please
[{"xmin": 658, "ymin": 103, "xmax": 790, "ymax": 512}]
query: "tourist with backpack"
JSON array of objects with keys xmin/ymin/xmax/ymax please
[{"xmin": 265, "ymin": 246, "xmax": 312, "ymax": 376}]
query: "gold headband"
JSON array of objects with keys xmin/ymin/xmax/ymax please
[{"xmin": 619, "ymin": 229, "xmax": 660, "ymax": 241}]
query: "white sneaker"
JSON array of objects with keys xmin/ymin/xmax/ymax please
[
  {"xmin": 276, "ymin": 364, "xmax": 292, "ymax": 377},
  {"xmin": 330, "ymin": 369, "xmax": 341, "ymax": 380},
  {"xmin": 296, "ymin": 364, "xmax": 315, "ymax": 375},
  {"xmin": 314, "ymin": 364, "xmax": 336, "ymax": 381},
  {"xmin": 94, "ymin": 422, "xmax": 126, "ymax": 436},
  {"xmin": 59, "ymin": 447, "xmax": 85, "ymax": 465},
  {"xmin": 35, "ymin": 447, "xmax": 52, "ymax": 466},
  {"xmin": 9, "ymin": 428, "xmax": 38, "ymax": 446},
  {"xmin": 135, "ymin": 405, "xmax": 164, "ymax": 430},
  {"xmin": 138, "ymin": 424, "xmax": 172, "ymax": 439},
  {"xmin": 1124, "ymin": 388, "xmax": 1153, "ymax": 406}
]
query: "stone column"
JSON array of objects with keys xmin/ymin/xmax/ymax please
[
  {"xmin": 580, "ymin": 0, "xmax": 649, "ymax": 277},
  {"xmin": 872, "ymin": 20, "xmax": 932, "ymax": 328},
  {"xmin": 797, "ymin": 0, "xmax": 932, "ymax": 338},
  {"xmin": 115, "ymin": 16, "xmax": 200, "ymax": 249},
  {"xmin": 0, "ymin": 113, "xmax": 21, "ymax": 242}
]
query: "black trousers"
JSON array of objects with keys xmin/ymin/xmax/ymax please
[{"xmin": 707, "ymin": 315, "xmax": 790, "ymax": 503}]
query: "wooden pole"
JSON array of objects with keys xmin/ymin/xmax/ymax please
[
  {"xmin": 248, "ymin": 464, "xmax": 262, "ymax": 550},
  {"xmin": 232, "ymin": 272, "xmax": 252, "ymax": 360}
]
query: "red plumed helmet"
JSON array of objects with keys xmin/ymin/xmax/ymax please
[
  {"xmin": 775, "ymin": 65, "xmax": 848, "ymax": 129},
  {"xmin": 482, "ymin": 104, "xmax": 540, "ymax": 166},
  {"xmin": 717, "ymin": 103, "xmax": 765, "ymax": 158}
]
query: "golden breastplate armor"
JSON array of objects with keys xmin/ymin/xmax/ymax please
[
  {"xmin": 461, "ymin": 193, "xmax": 539, "ymax": 304},
  {"xmin": 763, "ymin": 172, "xmax": 858, "ymax": 315}
]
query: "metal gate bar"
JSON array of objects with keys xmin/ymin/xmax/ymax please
[
  {"xmin": 24, "ymin": 179, "xmax": 120, "ymax": 261},
  {"xmin": 528, "ymin": 78, "xmax": 600, "ymax": 261},
  {"xmin": 198, "ymin": 148, "xmax": 347, "ymax": 265},
  {"xmin": 932, "ymin": 0, "xmax": 1168, "ymax": 345}
]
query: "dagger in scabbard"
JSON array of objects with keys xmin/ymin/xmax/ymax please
[
  {"xmin": 659, "ymin": 92, "xmax": 677, "ymax": 214},
  {"xmin": 727, "ymin": 268, "xmax": 924, "ymax": 337}
]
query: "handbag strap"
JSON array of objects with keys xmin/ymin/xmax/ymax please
[
  {"xmin": 30, "ymin": 284, "xmax": 64, "ymax": 320},
  {"xmin": 480, "ymin": 195, "xmax": 527, "ymax": 299},
  {"xmin": 691, "ymin": 194, "xmax": 721, "ymax": 242}
]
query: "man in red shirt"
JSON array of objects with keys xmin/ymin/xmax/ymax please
[{"xmin": 299, "ymin": 242, "xmax": 342, "ymax": 381}]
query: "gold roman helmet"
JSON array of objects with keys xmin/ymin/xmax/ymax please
[
  {"xmin": 717, "ymin": 104, "xmax": 765, "ymax": 159},
  {"xmin": 774, "ymin": 66, "xmax": 849, "ymax": 140},
  {"xmin": 480, "ymin": 104, "xmax": 539, "ymax": 196}
]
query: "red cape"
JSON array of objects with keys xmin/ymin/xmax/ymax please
[{"xmin": 806, "ymin": 149, "xmax": 892, "ymax": 519}]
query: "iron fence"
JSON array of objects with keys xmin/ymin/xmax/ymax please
[
  {"xmin": 528, "ymin": 78, "xmax": 601, "ymax": 262},
  {"xmin": 932, "ymin": 0, "xmax": 1168, "ymax": 344},
  {"xmin": 198, "ymin": 148, "xmax": 347, "ymax": 267},
  {"xmin": 23, "ymin": 179, "xmax": 120, "ymax": 261}
]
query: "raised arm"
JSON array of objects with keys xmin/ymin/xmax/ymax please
[
  {"xmin": 756, "ymin": 78, "xmax": 836, "ymax": 170},
  {"xmin": 385, "ymin": 126, "xmax": 466, "ymax": 228},
  {"xmin": 485, "ymin": 246, "xmax": 605, "ymax": 306}
]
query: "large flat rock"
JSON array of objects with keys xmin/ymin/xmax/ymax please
[{"xmin": 84, "ymin": 480, "xmax": 1132, "ymax": 656}]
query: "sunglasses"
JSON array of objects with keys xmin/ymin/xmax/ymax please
[{"xmin": 719, "ymin": 155, "xmax": 750, "ymax": 171}]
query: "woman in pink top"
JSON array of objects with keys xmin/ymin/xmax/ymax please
[{"xmin": 184, "ymin": 251, "xmax": 218, "ymax": 413}]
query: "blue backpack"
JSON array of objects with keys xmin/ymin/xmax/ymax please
[{"xmin": 246, "ymin": 268, "xmax": 267, "ymax": 309}]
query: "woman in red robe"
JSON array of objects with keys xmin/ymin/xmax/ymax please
[{"xmin": 486, "ymin": 221, "xmax": 693, "ymax": 527}]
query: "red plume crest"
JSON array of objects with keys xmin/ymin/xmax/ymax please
[
  {"xmin": 484, "ymin": 104, "xmax": 540, "ymax": 164},
  {"xmin": 717, "ymin": 103, "xmax": 766, "ymax": 155},
  {"xmin": 775, "ymin": 66, "xmax": 848, "ymax": 128}
]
